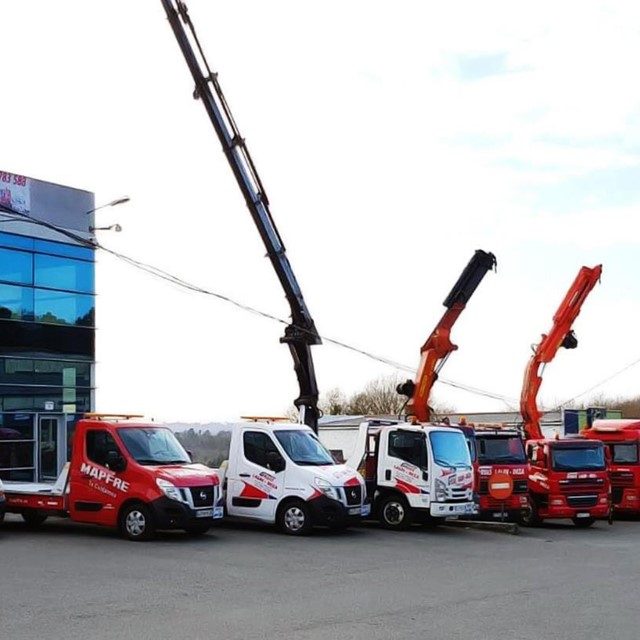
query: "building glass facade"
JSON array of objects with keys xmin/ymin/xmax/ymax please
[{"xmin": 0, "ymin": 171, "xmax": 95, "ymax": 481}]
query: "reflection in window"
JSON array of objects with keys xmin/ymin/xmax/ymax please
[
  {"xmin": 35, "ymin": 254, "xmax": 94, "ymax": 294},
  {"xmin": 34, "ymin": 289, "xmax": 95, "ymax": 326},
  {"xmin": 0, "ymin": 283, "xmax": 34, "ymax": 320},
  {"xmin": 0, "ymin": 359, "xmax": 92, "ymax": 387},
  {"xmin": 0, "ymin": 247, "xmax": 32, "ymax": 285}
]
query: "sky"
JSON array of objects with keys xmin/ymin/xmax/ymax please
[{"xmin": 2, "ymin": 1, "xmax": 640, "ymax": 422}]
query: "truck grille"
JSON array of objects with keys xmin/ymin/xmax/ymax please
[
  {"xmin": 611, "ymin": 471, "xmax": 634, "ymax": 488},
  {"xmin": 559, "ymin": 478, "xmax": 604, "ymax": 493},
  {"xmin": 189, "ymin": 486, "xmax": 214, "ymax": 507},
  {"xmin": 343, "ymin": 485, "xmax": 362, "ymax": 506},
  {"xmin": 566, "ymin": 494, "xmax": 598, "ymax": 508}
]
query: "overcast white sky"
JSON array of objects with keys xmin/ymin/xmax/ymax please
[{"xmin": 3, "ymin": 1, "xmax": 640, "ymax": 422}]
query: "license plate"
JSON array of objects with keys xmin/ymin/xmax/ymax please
[
  {"xmin": 196, "ymin": 509, "xmax": 213, "ymax": 518},
  {"xmin": 453, "ymin": 504, "xmax": 467, "ymax": 513},
  {"xmin": 213, "ymin": 506, "xmax": 224, "ymax": 519},
  {"xmin": 362, "ymin": 503, "xmax": 371, "ymax": 517},
  {"xmin": 348, "ymin": 507, "xmax": 361, "ymax": 516},
  {"xmin": 576, "ymin": 512, "xmax": 591, "ymax": 518}
]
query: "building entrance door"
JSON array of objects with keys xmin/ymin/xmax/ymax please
[{"xmin": 38, "ymin": 414, "xmax": 64, "ymax": 481}]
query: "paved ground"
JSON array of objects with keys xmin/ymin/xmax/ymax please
[{"xmin": 1, "ymin": 514, "xmax": 639, "ymax": 640}]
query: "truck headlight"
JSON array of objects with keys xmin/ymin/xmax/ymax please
[
  {"xmin": 315, "ymin": 478, "xmax": 340, "ymax": 501},
  {"xmin": 435, "ymin": 479, "xmax": 448, "ymax": 502},
  {"xmin": 156, "ymin": 478, "xmax": 183, "ymax": 502}
]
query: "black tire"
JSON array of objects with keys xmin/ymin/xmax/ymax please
[
  {"xmin": 572, "ymin": 516, "xmax": 596, "ymax": 528},
  {"xmin": 22, "ymin": 511, "xmax": 48, "ymax": 527},
  {"xmin": 119, "ymin": 502, "xmax": 156, "ymax": 541},
  {"xmin": 184, "ymin": 523, "xmax": 211, "ymax": 536},
  {"xmin": 519, "ymin": 501, "xmax": 542, "ymax": 527},
  {"xmin": 276, "ymin": 500, "xmax": 312, "ymax": 536},
  {"xmin": 378, "ymin": 494, "xmax": 413, "ymax": 530}
]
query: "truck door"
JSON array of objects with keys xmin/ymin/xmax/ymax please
[
  {"xmin": 68, "ymin": 428, "xmax": 127, "ymax": 527},
  {"xmin": 381, "ymin": 429, "xmax": 430, "ymax": 498},
  {"xmin": 226, "ymin": 430, "xmax": 286, "ymax": 522}
]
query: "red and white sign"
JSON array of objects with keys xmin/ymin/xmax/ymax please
[
  {"xmin": 488, "ymin": 473, "xmax": 514, "ymax": 500},
  {"xmin": 0, "ymin": 171, "xmax": 30, "ymax": 213}
]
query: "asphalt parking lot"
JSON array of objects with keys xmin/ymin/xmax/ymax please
[{"xmin": 1, "ymin": 515, "xmax": 639, "ymax": 640}]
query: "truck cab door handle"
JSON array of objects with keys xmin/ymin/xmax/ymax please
[{"xmin": 239, "ymin": 473, "xmax": 251, "ymax": 478}]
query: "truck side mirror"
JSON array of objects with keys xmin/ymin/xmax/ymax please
[{"xmin": 106, "ymin": 450, "xmax": 126, "ymax": 473}]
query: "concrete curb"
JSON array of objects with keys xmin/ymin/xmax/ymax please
[{"xmin": 446, "ymin": 519, "xmax": 520, "ymax": 535}]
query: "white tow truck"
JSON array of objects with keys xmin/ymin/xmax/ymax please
[
  {"xmin": 346, "ymin": 420, "xmax": 475, "ymax": 529},
  {"xmin": 216, "ymin": 421, "xmax": 369, "ymax": 535}
]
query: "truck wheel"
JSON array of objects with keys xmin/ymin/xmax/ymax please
[
  {"xmin": 379, "ymin": 494, "xmax": 413, "ymax": 530},
  {"xmin": 277, "ymin": 500, "xmax": 312, "ymax": 536},
  {"xmin": 520, "ymin": 501, "xmax": 542, "ymax": 527},
  {"xmin": 572, "ymin": 516, "xmax": 595, "ymax": 528},
  {"xmin": 119, "ymin": 503, "xmax": 156, "ymax": 541},
  {"xmin": 22, "ymin": 511, "xmax": 48, "ymax": 527},
  {"xmin": 184, "ymin": 523, "xmax": 211, "ymax": 536}
]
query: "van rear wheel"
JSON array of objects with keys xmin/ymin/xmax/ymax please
[
  {"xmin": 119, "ymin": 503, "xmax": 156, "ymax": 541},
  {"xmin": 22, "ymin": 511, "xmax": 48, "ymax": 527}
]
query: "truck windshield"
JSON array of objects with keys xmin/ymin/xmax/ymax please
[
  {"xmin": 478, "ymin": 436, "xmax": 526, "ymax": 464},
  {"xmin": 610, "ymin": 443, "xmax": 639, "ymax": 464},
  {"xmin": 429, "ymin": 431, "xmax": 472, "ymax": 469},
  {"xmin": 274, "ymin": 430, "xmax": 335, "ymax": 466},
  {"xmin": 551, "ymin": 446, "xmax": 605, "ymax": 471},
  {"xmin": 119, "ymin": 428, "xmax": 190, "ymax": 465}
]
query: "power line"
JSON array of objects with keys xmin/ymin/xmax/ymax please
[{"xmin": 0, "ymin": 204, "xmax": 539, "ymax": 406}]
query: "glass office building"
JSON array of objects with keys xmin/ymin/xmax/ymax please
[{"xmin": 0, "ymin": 170, "xmax": 96, "ymax": 481}]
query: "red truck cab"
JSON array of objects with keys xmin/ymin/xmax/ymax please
[
  {"xmin": 473, "ymin": 426, "xmax": 529, "ymax": 522},
  {"xmin": 583, "ymin": 419, "xmax": 640, "ymax": 515},
  {"xmin": 524, "ymin": 437, "xmax": 610, "ymax": 527},
  {"xmin": 3, "ymin": 414, "xmax": 223, "ymax": 540}
]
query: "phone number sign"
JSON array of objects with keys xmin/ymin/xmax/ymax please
[{"xmin": 0, "ymin": 171, "xmax": 31, "ymax": 214}]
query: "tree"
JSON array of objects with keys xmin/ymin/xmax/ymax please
[{"xmin": 319, "ymin": 387, "xmax": 349, "ymax": 416}]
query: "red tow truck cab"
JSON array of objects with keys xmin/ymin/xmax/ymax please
[
  {"xmin": 583, "ymin": 419, "xmax": 640, "ymax": 515},
  {"xmin": 3, "ymin": 414, "xmax": 223, "ymax": 540},
  {"xmin": 525, "ymin": 437, "xmax": 610, "ymax": 527},
  {"xmin": 473, "ymin": 425, "xmax": 529, "ymax": 522}
]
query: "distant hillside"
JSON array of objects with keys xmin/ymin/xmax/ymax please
[{"xmin": 170, "ymin": 424, "xmax": 232, "ymax": 468}]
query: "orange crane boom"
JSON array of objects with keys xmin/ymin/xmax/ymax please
[
  {"xmin": 398, "ymin": 250, "xmax": 496, "ymax": 422},
  {"xmin": 520, "ymin": 265, "xmax": 602, "ymax": 440}
]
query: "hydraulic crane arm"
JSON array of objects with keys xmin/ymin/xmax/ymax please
[
  {"xmin": 397, "ymin": 250, "xmax": 497, "ymax": 422},
  {"xmin": 161, "ymin": 1, "xmax": 322, "ymax": 431},
  {"xmin": 520, "ymin": 265, "xmax": 602, "ymax": 440}
]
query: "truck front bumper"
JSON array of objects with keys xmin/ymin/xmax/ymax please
[
  {"xmin": 308, "ymin": 495, "xmax": 369, "ymax": 527},
  {"xmin": 148, "ymin": 496, "xmax": 223, "ymax": 530},
  {"xmin": 430, "ymin": 501, "xmax": 476, "ymax": 518}
]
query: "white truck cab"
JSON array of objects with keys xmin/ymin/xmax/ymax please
[
  {"xmin": 346, "ymin": 420, "xmax": 475, "ymax": 529},
  {"xmin": 217, "ymin": 421, "xmax": 369, "ymax": 535}
]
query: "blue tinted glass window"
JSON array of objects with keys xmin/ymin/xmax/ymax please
[
  {"xmin": 34, "ymin": 238, "xmax": 94, "ymax": 261},
  {"xmin": 35, "ymin": 254, "xmax": 94, "ymax": 293},
  {"xmin": 34, "ymin": 289, "xmax": 94, "ymax": 326},
  {"xmin": 0, "ymin": 283, "xmax": 34, "ymax": 320},
  {"xmin": 0, "ymin": 247, "xmax": 33, "ymax": 285},
  {"xmin": 0, "ymin": 358, "xmax": 91, "ymax": 387},
  {"xmin": 0, "ymin": 232, "xmax": 34, "ymax": 251}
]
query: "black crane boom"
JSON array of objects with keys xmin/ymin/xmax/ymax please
[{"xmin": 161, "ymin": 0, "xmax": 321, "ymax": 431}]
